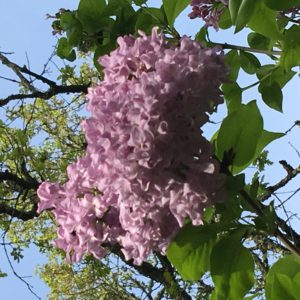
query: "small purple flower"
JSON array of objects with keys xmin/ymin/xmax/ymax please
[{"xmin": 189, "ymin": 0, "xmax": 228, "ymax": 29}]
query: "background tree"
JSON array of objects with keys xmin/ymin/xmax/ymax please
[{"xmin": 1, "ymin": 0, "xmax": 300, "ymax": 299}]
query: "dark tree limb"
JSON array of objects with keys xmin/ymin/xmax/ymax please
[
  {"xmin": 0, "ymin": 171, "xmax": 40, "ymax": 190},
  {"xmin": 0, "ymin": 53, "xmax": 36, "ymax": 92},
  {"xmin": 0, "ymin": 52, "xmax": 90, "ymax": 107},
  {"xmin": 0, "ymin": 202, "xmax": 38, "ymax": 221},
  {"xmin": 18, "ymin": 65, "xmax": 56, "ymax": 87},
  {"xmin": 0, "ymin": 84, "xmax": 89, "ymax": 107}
]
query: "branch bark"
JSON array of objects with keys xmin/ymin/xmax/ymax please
[
  {"xmin": 259, "ymin": 163, "xmax": 300, "ymax": 202},
  {"xmin": 0, "ymin": 171, "xmax": 40, "ymax": 190},
  {"xmin": 0, "ymin": 52, "xmax": 89, "ymax": 107},
  {"xmin": 0, "ymin": 84, "xmax": 89, "ymax": 107},
  {"xmin": 0, "ymin": 202, "xmax": 38, "ymax": 221}
]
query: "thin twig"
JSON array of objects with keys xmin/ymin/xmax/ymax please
[
  {"xmin": 215, "ymin": 42, "xmax": 281, "ymax": 56},
  {"xmin": 1, "ymin": 238, "xmax": 41, "ymax": 299},
  {"xmin": 260, "ymin": 164, "xmax": 300, "ymax": 202},
  {"xmin": 289, "ymin": 142, "xmax": 300, "ymax": 159},
  {"xmin": 240, "ymin": 189, "xmax": 300, "ymax": 257},
  {"xmin": 0, "ymin": 53, "xmax": 36, "ymax": 92}
]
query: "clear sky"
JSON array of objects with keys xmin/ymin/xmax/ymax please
[
  {"xmin": 0, "ymin": 2, "xmax": 79, "ymax": 299},
  {"xmin": 1, "ymin": 1, "xmax": 300, "ymax": 299}
]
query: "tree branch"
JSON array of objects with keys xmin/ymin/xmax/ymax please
[
  {"xmin": 19, "ymin": 65, "xmax": 57, "ymax": 87},
  {"xmin": 240, "ymin": 189, "xmax": 300, "ymax": 257},
  {"xmin": 107, "ymin": 244, "xmax": 192, "ymax": 300},
  {"xmin": 216, "ymin": 42, "xmax": 281, "ymax": 56},
  {"xmin": 259, "ymin": 163, "xmax": 300, "ymax": 202},
  {"xmin": 0, "ymin": 171, "xmax": 40, "ymax": 190},
  {"xmin": 0, "ymin": 53, "xmax": 36, "ymax": 92},
  {"xmin": 0, "ymin": 202, "xmax": 38, "ymax": 221},
  {"xmin": 0, "ymin": 52, "xmax": 89, "ymax": 107},
  {"xmin": 0, "ymin": 84, "xmax": 89, "ymax": 107}
]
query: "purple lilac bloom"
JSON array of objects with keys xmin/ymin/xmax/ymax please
[
  {"xmin": 189, "ymin": 0, "xmax": 228, "ymax": 29},
  {"xmin": 37, "ymin": 28, "xmax": 227, "ymax": 265}
]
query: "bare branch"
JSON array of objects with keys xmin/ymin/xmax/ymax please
[
  {"xmin": 240, "ymin": 189, "xmax": 300, "ymax": 257},
  {"xmin": 0, "ymin": 52, "xmax": 90, "ymax": 107},
  {"xmin": 0, "ymin": 53, "xmax": 36, "ymax": 92},
  {"xmin": 1, "ymin": 237, "xmax": 41, "ymax": 299},
  {"xmin": 260, "ymin": 163, "xmax": 300, "ymax": 202},
  {"xmin": 0, "ymin": 84, "xmax": 89, "ymax": 107}
]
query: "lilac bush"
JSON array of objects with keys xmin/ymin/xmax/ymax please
[{"xmin": 38, "ymin": 28, "xmax": 226, "ymax": 265}]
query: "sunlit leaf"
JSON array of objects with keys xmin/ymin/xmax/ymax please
[
  {"xmin": 162, "ymin": 0, "xmax": 190, "ymax": 26},
  {"xmin": 210, "ymin": 232, "xmax": 255, "ymax": 300},
  {"xmin": 167, "ymin": 224, "xmax": 218, "ymax": 281},
  {"xmin": 266, "ymin": 255, "xmax": 300, "ymax": 300}
]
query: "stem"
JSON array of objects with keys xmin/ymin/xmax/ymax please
[
  {"xmin": 215, "ymin": 42, "xmax": 281, "ymax": 56},
  {"xmin": 241, "ymin": 66, "xmax": 279, "ymax": 91}
]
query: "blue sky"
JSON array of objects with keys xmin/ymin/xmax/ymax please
[
  {"xmin": 1, "ymin": 1, "xmax": 300, "ymax": 299},
  {"xmin": 0, "ymin": 2, "xmax": 79, "ymax": 299}
]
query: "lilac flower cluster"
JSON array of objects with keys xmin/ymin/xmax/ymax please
[
  {"xmin": 37, "ymin": 28, "xmax": 226, "ymax": 265},
  {"xmin": 189, "ymin": 0, "xmax": 228, "ymax": 29}
]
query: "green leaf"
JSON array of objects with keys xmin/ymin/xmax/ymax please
[
  {"xmin": 77, "ymin": 0, "xmax": 107, "ymax": 33},
  {"xmin": 258, "ymin": 81, "xmax": 283, "ymax": 111},
  {"xmin": 135, "ymin": 11, "xmax": 154, "ymax": 32},
  {"xmin": 243, "ymin": 293, "xmax": 261, "ymax": 300},
  {"xmin": 256, "ymin": 65, "xmax": 296, "ymax": 88},
  {"xmin": 110, "ymin": 3, "xmax": 136, "ymax": 37},
  {"xmin": 240, "ymin": 51, "xmax": 261, "ymax": 74},
  {"xmin": 203, "ymin": 206, "xmax": 215, "ymax": 224},
  {"xmin": 218, "ymin": 8, "xmax": 232, "ymax": 30},
  {"xmin": 56, "ymin": 38, "xmax": 76, "ymax": 61},
  {"xmin": 104, "ymin": 0, "xmax": 128, "ymax": 16},
  {"xmin": 235, "ymin": 0, "xmax": 258, "ymax": 33},
  {"xmin": 248, "ymin": 1, "xmax": 281, "ymax": 40},
  {"xmin": 60, "ymin": 12, "xmax": 83, "ymax": 46},
  {"xmin": 222, "ymin": 82, "xmax": 242, "ymax": 113},
  {"xmin": 216, "ymin": 101, "xmax": 263, "ymax": 172},
  {"xmin": 277, "ymin": 15, "xmax": 290, "ymax": 31},
  {"xmin": 266, "ymin": 255, "xmax": 300, "ymax": 300},
  {"xmin": 195, "ymin": 26, "xmax": 208, "ymax": 44},
  {"xmin": 167, "ymin": 224, "xmax": 218, "ymax": 281},
  {"xmin": 133, "ymin": 0, "xmax": 147, "ymax": 5},
  {"xmin": 233, "ymin": 130, "xmax": 284, "ymax": 173},
  {"xmin": 210, "ymin": 233, "xmax": 255, "ymax": 300},
  {"xmin": 247, "ymin": 32, "xmax": 272, "ymax": 50},
  {"xmin": 256, "ymin": 130, "xmax": 284, "ymax": 155},
  {"xmin": 264, "ymin": 0, "xmax": 300, "ymax": 11},
  {"xmin": 94, "ymin": 42, "xmax": 115, "ymax": 73},
  {"xmin": 216, "ymin": 174, "xmax": 244, "ymax": 221},
  {"xmin": 228, "ymin": 0, "xmax": 242, "ymax": 24},
  {"xmin": 254, "ymin": 200, "xmax": 277, "ymax": 233},
  {"xmin": 225, "ymin": 50, "xmax": 240, "ymax": 81},
  {"xmin": 162, "ymin": 0, "xmax": 190, "ymax": 26},
  {"xmin": 135, "ymin": 8, "xmax": 165, "ymax": 33},
  {"xmin": 0, "ymin": 270, "xmax": 7, "ymax": 278},
  {"xmin": 280, "ymin": 25, "xmax": 300, "ymax": 70}
]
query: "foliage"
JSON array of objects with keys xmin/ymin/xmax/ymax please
[{"xmin": 1, "ymin": 0, "xmax": 300, "ymax": 299}]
